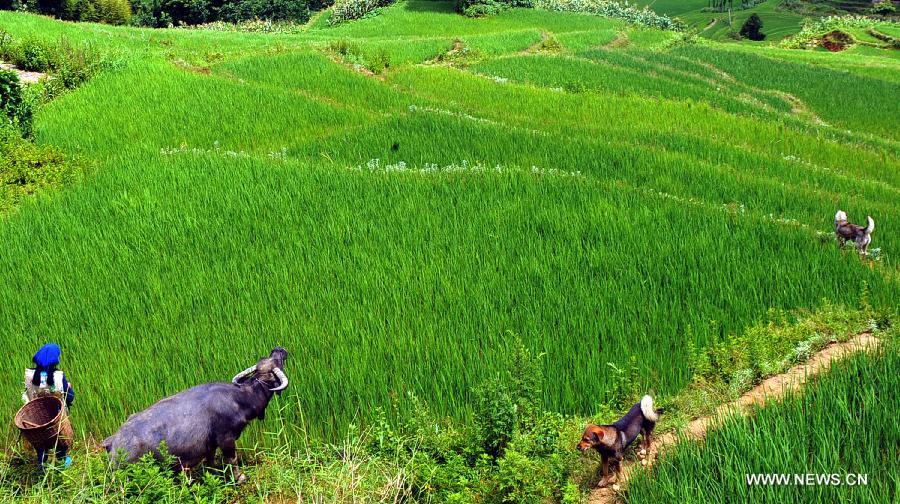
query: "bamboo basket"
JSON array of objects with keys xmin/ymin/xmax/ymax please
[{"xmin": 14, "ymin": 396, "xmax": 73, "ymax": 450}]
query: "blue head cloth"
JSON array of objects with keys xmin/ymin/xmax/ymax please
[{"xmin": 33, "ymin": 343, "xmax": 61, "ymax": 369}]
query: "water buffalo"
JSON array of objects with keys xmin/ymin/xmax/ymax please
[{"xmin": 102, "ymin": 347, "xmax": 289, "ymax": 481}]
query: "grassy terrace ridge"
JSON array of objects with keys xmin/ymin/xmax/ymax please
[
  {"xmin": 634, "ymin": 0, "xmax": 809, "ymax": 40},
  {"xmin": 632, "ymin": 0, "xmax": 899, "ymax": 40}
]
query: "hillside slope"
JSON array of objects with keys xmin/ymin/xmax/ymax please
[{"xmin": 0, "ymin": 3, "xmax": 897, "ymax": 445}]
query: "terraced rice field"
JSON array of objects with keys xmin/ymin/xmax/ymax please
[
  {"xmin": 0, "ymin": 1, "xmax": 897, "ymax": 449},
  {"xmin": 634, "ymin": 0, "xmax": 812, "ymax": 40}
]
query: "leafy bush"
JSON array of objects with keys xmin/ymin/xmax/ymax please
[
  {"xmin": 456, "ymin": 0, "xmax": 532, "ymax": 17},
  {"xmin": 12, "ymin": 0, "xmax": 132, "ymax": 24},
  {"xmin": 0, "ymin": 70, "xmax": 32, "ymax": 136},
  {"xmin": 330, "ymin": 0, "xmax": 394, "ymax": 24},
  {"xmin": 869, "ymin": 0, "xmax": 896, "ymax": 16},
  {"xmin": 534, "ymin": 0, "xmax": 683, "ymax": 30},
  {"xmin": 219, "ymin": 0, "xmax": 310, "ymax": 23},
  {"xmin": 739, "ymin": 12, "xmax": 765, "ymax": 41},
  {"xmin": 16, "ymin": 38, "xmax": 53, "ymax": 72},
  {"xmin": 475, "ymin": 377, "xmax": 517, "ymax": 458},
  {"xmin": 474, "ymin": 337, "xmax": 544, "ymax": 459},
  {"xmin": 0, "ymin": 125, "xmax": 87, "ymax": 214},
  {"xmin": 161, "ymin": 0, "xmax": 210, "ymax": 25},
  {"xmin": 96, "ymin": 0, "xmax": 132, "ymax": 24},
  {"xmin": 351, "ymin": 336, "xmax": 582, "ymax": 503}
]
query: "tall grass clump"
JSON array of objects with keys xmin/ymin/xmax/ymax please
[
  {"xmin": 0, "ymin": 32, "xmax": 117, "ymax": 94},
  {"xmin": 0, "ymin": 125, "xmax": 87, "ymax": 214}
]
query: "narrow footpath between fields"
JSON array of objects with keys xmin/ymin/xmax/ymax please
[
  {"xmin": 588, "ymin": 332, "xmax": 881, "ymax": 504},
  {"xmin": 0, "ymin": 62, "xmax": 47, "ymax": 84}
]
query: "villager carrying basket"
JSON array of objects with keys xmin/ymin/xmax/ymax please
[{"xmin": 14, "ymin": 396, "xmax": 73, "ymax": 450}]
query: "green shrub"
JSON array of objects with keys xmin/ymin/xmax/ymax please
[
  {"xmin": 534, "ymin": 0, "xmax": 683, "ymax": 30},
  {"xmin": 739, "ymin": 13, "xmax": 766, "ymax": 41},
  {"xmin": 0, "ymin": 125, "xmax": 87, "ymax": 214},
  {"xmin": 330, "ymin": 0, "xmax": 394, "ymax": 25},
  {"xmin": 456, "ymin": 0, "xmax": 532, "ymax": 17},
  {"xmin": 0, "ymin": 70, "xmax": 32, "ymax": 137},
  {"xmin": 96, "ymin": 0, "xmax": 132, "ymax": 24},
  {"xmin": 869, "ymin": 0, "xmax": 896, "ymax": 16},
  {"xmin": 475, "ymin": 376, "xmax": 518, "ymax": 458},
  {"xmin": 217, "ymin": 0, "xmax": 309, "ymax": 23},
  {"xmin": 474, "ymin": 337, "xmax": 544, "ymax": 459},
  {"xmin": 17, "ymin": 39, "xmax": 53, "ymax": 72},
  {"xmin": 457, "ymin": 0, "xmax": 506, "ymax": 17},
  {"xmin": 0, "ymin": 34, "xmax": 113, "ymax": 97},
  {"xmin": 366, "ymin": 49, "xmax": 391, "ymax": 74},
  {"xmin": 605, "ymin": 355, "xmax": 642, "ymax": 410}
]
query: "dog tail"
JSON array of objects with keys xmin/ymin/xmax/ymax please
[
  {"xmin": 641, "ymin": 395, "xmax": 660, "ymax": 422},
  {"xmin": 866, "ymin": 216, "xmax": 875, "ymax": 235}
]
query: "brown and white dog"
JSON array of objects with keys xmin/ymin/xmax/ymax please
[
  {"xmin": 577, "ymin": 395, "xmax": 662, "ymax": 486},
  {"xmin": 834, "ymin": 210, "xmax": 875, "ymax": 255}
]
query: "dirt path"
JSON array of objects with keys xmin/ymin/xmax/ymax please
[
  {"xmin": 0, "ymin": 62, "xmax": 47, "ymax": 84},
  {"xmin": 588, "ymin": 332, "xmax": 881, "ymax": 504}
]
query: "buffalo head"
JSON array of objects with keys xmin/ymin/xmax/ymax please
[{"xmin": 232, "ymin": 347, "xmax": 289, "ymax": 394}]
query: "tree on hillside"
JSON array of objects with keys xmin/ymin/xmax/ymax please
[
  {"xmin": 869, "ymin": 0, "xmax": 896, "ymax": 16},
  {"xmin": 740, "ymin": 13, "xmax": 766, "ymax": 41}
]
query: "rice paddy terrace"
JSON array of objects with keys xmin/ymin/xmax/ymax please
[{"xmin": 0, "ymin": 1, "xmax": 898, "ymax": 452}]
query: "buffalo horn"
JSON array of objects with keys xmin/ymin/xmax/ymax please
[
  {"xmin": 232, "ymin": 365, "xmax": 257, "ymax": 385},
  {"xmin": 270, "ymin": 368, "xmax": 289, "ymax": 391}
]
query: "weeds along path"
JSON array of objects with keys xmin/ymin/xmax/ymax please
[{"xmin": 588, "ymin": 332, "xmax": 882, "ymax": 504}]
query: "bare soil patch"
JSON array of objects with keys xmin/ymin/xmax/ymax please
[
  {"xmin": 821, "ymin": 30, "xmax": 853, "ymax": 52},
  {"xmin": 0, "ymin": 62, "xmax": 47, "ymax": 84}
]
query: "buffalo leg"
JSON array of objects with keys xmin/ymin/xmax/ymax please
[{"xmin": 221, "ymin": 439, "xmax": 246, "ymax": 484}]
